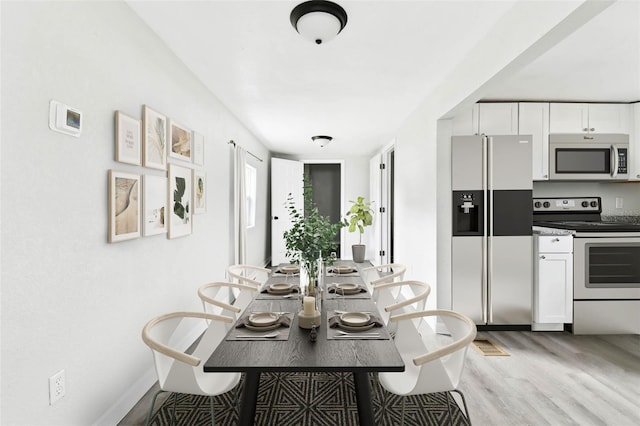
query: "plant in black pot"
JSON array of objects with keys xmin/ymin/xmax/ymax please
[{"xmin": 346, "ymin": 196, "xmax": 374, "ymax": 263}]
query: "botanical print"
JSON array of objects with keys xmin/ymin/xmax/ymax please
[
  {"xmin": 168, "ymin": 164, "xmax": 192, "ymax": 239},
  {"xmin": 169, "ymin": 120, "xmax": 192, "ymax": 162},
  {"xmin": 108, "ymin": 170, "xmax": 141, "ymax": 243},
  {"xmin": 143, "ymin": 175, "xmax": 167, "ymax": 237},
  {"xmin": 143, "ymin": 105, "xmax": 167, "ymax": 170},
  {"xmin": 194, "ymin": 171, "xmax": 206, "ymax": 214},
  {"xmin": 115, "ymin": 111, "xmax": 141, "ymax": 165}
]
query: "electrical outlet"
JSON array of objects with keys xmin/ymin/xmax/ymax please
[
  {"xmin": 49, "ymin": 370, "xmax": 66, "ymax": 405},
  {"xmin": 616, "ymin": 197, "xmax": 624, "ymax": 209}
]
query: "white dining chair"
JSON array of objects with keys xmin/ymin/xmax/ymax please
[
  {"xmin": 372, "ymin": 280, "xmax": 431, "ymax": 324},
  {"xmin": 198, "ymin": 281, "xmax": 258, "ymax": 327},
  {"xmin": 227, "ymin": 264, "xmax": 271, "ymax": 288},
  {"xmin": 362, "ymin": 263, "xmax": 406, "ymax": 291},
  {"xmin": 141, "ymin": 311, "xmax": 241, "ymax": 426},
  {"xmin": 377, "ymin": 309, "xmax": 477, "ymax": 425}
]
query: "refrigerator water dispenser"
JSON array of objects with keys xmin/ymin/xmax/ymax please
[{"xmin": 452, "ymin": 191, "xmax": 483, "ymax": 236}]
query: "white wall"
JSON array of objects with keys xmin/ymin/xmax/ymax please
[{"xmin": 0, "ymin": 2, "xmax": 269, "ymax": 424}]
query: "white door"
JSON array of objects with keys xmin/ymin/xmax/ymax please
[{"xmin": 271, "ymin": 158, "xmax": 303, "ymax": 266}]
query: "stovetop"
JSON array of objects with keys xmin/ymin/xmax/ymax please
[{"xmin": 532, "ymin": 197, "xmax": 640, "ymax": 234}]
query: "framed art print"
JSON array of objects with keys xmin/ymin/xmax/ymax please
[
  {"xmin": 115, "ymin": 111, "xmax": 141, "ymax": 165},
  {"xmin": 193, "ymin": 131, "xmax": 204, "ymax": 166},
  {"xmin": 108, "ymin": 170, "xmax": 141, "ymax": 243},
  {"xmin": 193, "ymin": 170, "xmax": 206, "ymax": 214},
  {"xmin": 143, "ymin": 175, "xmax": 167, "ymax": 237},
  {"xmin": 142, "ymin": 105, "xmax": 167, "ymax": 170},
  {"xmin": 168, "ymin": 164, "xmax": 192, "ymax": 239},
  {"xmin": 169, "ymin": 120, "xmax": 192, "ymax": 162}
]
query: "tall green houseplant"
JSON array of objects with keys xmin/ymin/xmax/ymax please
[
  {"xmin": 346, "ymin": 196, "xmax": 374, "ymax": 263},
  {"xmin": 283, "ymin": 178, "xmax": 344, "ymax": 291}
]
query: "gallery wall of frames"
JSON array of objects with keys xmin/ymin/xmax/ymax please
[{"xmin": 108, "ymin": 105, "xmax": 207, "ymax": 243}]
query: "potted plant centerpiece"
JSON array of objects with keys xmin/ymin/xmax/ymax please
[
  {"xmin": 283, "ymin": 178, "xmax": 345, "ymax": 294},
  {"xmin": 346, "ymin": 196, "xmax": 374, "ymax": 263}
]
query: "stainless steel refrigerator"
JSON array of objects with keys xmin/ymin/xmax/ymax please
[{"xmin": 451, "ymin": 135, "xmax": 533, "ymax": 325}]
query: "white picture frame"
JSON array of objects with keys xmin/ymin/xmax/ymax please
[
  {"xmin": 169, "ymin": 120, "xmax": 192, "ymax": 162},
  {"xmin": 108, "ymin": 170, "xmax": 141, "ymax": 243},
  {"xmin": 193, "ymin": 170, "xmax": 206, "ymax": 214},
  {"xmin": 168, "ymin": 163, "xmax": 192, "ymax": 239},
  {"xmin": 142, "ymin": 105, "xmax": 167, "ymax": 170},
  {"xmin": 143, "ymin": 175, "xmax": 168, "ymax": 237},
  {"xmin": 115, "ymin": 111, "xmax": 141, "ymax": 165},
  {"xmin": 193, "ymin": 131, "xmax": 204, "ymax": 166}
]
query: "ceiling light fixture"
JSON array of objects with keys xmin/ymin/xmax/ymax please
[
  {"xmin": 290, "ymin": 1, "xmax": 348, "ymax": 45},
  {"xmin": 312, "ymin": 135, "xmax": 333, "ymax": 147}
]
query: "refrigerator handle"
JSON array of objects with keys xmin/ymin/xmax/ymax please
[
  {"xmin": 482, "ymin": 135, "xmax": 489, "ymax": 324},
  {"xmin": 486, "ymin": 135, "xmax": 494, "ymax": 324}
]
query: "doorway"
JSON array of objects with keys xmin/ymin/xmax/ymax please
[{"xmin": 304, "ymin": 163, "xmax": 342, "ymax": 256}]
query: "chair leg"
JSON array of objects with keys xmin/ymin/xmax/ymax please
[
  {"xmin": 170, "ymin": 392, "xmax": 178, "ymax": 426},
  {"xmin": 209, "ymin": 395, "xmax": 216, "ymax": 426},
  {"xmin": 400, "ymin": 396, "xmax": 406, "ymax": 426},
  {"xmin": 451, "ymin": 389, "xmax": 472, "ymax": 425},
  {"xmin": 445, "ymin": 392, "xmax": 454, "ymax": 426},
  {"xmin": 145, "ymin": 389, "xmax": 169, "ymax": 426}
]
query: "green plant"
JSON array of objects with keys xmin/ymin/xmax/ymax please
[
  {"xmin": 283, "ymin": 177, "xmax": 345, "ymax": 286},
  {"xmin": 346, "ymin": 196, "xmax": 374, "ymax": 245}
]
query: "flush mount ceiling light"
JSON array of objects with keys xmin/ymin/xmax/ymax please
[
  {"xmin": 312, "ymin": 135, "xmax": 333, "ymax": 147},
  {"xmin": 290, "ymin": 1, "xmax": 348, "ymax": 45}
]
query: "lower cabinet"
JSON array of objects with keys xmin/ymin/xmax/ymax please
[{"xmin": 533, "ymin": 235, "xmax": 573, "ymax": 331}]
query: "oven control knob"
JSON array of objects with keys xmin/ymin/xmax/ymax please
[
  {"xmin": 590, "ymin": 201, "xmax": 598, "ymax": 208},
  {"xmin": 582, "ymin": 201, "xmax": 589, "ymax": 208},
  {"xmin": 534, "ymin": 201, "xmax": 542, "ymax": 208},
  {"xmin": 543, "ymin": 201, "xmax": 550, "ymax": 208}
]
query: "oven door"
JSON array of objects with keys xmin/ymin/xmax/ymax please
[{"xmin": 573, "ymin": 237, "xmax": 640, "ymax": 299}]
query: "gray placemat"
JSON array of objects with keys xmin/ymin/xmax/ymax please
[
  {"xmin": 326, "ymin": 311, "xmax": 389, "ymax": 340},
  {"xmin": 326, "ymin": 282, "xmax": 370, "ymax": 299}
]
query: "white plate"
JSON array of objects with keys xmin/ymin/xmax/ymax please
[
  {"xmin": 334, "ymin": 282, "xmax": 361, "ymax": 294},
  {"xmin": 280, "ymin": 266, "xmax": 299, "ymax": 274},
  {"xmin": 337, "ymin": 322, "xmax": 375, "ymax": 332},
  {"xmin": 339, "ymin": 312, "xmax": 371, "ymax": 327},
  {"xmin": 333, "ymin": 266, "xmax": 354, "ymax": 274},
  {"xmin": 248, "ymin": 312, "xmax": 279, "ymax": 327},
  {"xmin": 269, "ymin": 283, "xmax": 292, "ymax": 292}
]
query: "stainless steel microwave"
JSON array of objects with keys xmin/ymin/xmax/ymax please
[{"xmin": 549, "ymin": 134, "xmax": 629, "ymax": 181}]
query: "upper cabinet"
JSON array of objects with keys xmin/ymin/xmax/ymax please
[
  {"xmin": 451, "ymin": 104, "xmax": 479, "ymax": 136},
  {"xmin": 478, "ymin": 103, "xmax": 518, "ymax": 135},
  {"xmin": 519, "ymin": 103, "xmax": 550, "ymax": 181},
  {"xmin": 550, "ymin": 103, "xmax": 630, "ymax": 134}
]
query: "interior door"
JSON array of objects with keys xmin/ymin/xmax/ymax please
[
  {"xmin": 271, "ymin": 158, "xmax": 303, "ymax": 265},
  {"xmin": 369, "ymin": 153, "xmax": 382, "ymax": 265}
]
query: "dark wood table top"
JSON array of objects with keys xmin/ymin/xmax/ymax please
[{"xmin": 203, "ymin": 262, "xmax": 404, "ymax": 374}]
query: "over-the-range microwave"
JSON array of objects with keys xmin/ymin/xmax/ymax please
[{"xmin": 549, "ymin": 133, "xmax": 629, "ymax": 181}]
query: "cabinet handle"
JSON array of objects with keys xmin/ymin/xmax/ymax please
[
  {"xmin": 552, "ymin": 238, "xmax": 560, "ymax": 242},
  {"xmin": 583, "ymin": 128, "xmax": 588, "ymax": 132},
  {"xmin": 637, "ymin": 174, "xmax": 640, "ymax": 179},
  {"xmin": 540, "ymin": 255, "xmax": 546, "ymax": 260},
  {"xmin": 590, "ymin": 128, "xmax": 595, "ymax": 132}
]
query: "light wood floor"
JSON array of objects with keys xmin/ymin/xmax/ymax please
[{"xmin": 119, "ymin": 332, "xmax": 640, "ymax": 425}]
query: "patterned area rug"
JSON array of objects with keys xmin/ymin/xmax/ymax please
[{"xmin": 148, "ymin": 372, "xmax": 470, "ymax": 425}]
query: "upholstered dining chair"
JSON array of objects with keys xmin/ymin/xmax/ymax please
[
  {"xmin": 372, "ymin": 280, "xmax": 431, "ymax": 324},
  {"xmin": 227, "ymin": 264, "xmax": 271, "ymax": 288},
  {"xmin": 377, "ymin": 309, "xmax": 477, "ymax": 425},
  {"xmin": 198, "ymin": 281, "xmax": 257, "ymax": 327},
  {"xmin": 141, "ymin": 311, "xmax": 241, "ymax": 426},
  {"xmin": 362, "ymin": 263, "xmax": 407, "ymax": 291}
]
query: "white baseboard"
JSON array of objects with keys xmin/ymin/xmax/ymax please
[{"xmin": 92, "ymin": 322, "xmax": 206, "ymax": 425}]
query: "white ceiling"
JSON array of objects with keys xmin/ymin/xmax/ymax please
[{"xmin": 128, "ymin": 0, "xmax": 640, "ymax": 157}]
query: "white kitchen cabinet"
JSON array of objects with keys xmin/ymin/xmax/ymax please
[
  {"xmin": 478, "ymin": 103, "xmax": 518, "ymax": 135},
  {"xmin": 533, "ymin": 235, "xmax": 573, "ymax": 331},
  {"xmin": 550, "ymin": 103, "xmax": 630, "ymax": 134},
  {"xmin": 451, "ymin": 104, "xmax": 479, "ymax": 136},
  {"xmin": 519, "ymin": 103, "xmax": 549, "ymax": 181},
  {"xmin": 630, "ymin": 102, "xmax": 640, "ymax": 181}
]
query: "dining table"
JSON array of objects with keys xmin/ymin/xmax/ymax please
[{"xmin": 203, "ymin": 261, "xmax": 405, "ymax": 426}]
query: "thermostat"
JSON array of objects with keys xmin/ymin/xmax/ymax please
[{"xmin": 49, "ymin": 100, "xmax": 82, "ymax": 137}]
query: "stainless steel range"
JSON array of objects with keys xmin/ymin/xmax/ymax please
[{"xmin": 533, "ymin": 197, "xmax": 640, "ymax": 334}]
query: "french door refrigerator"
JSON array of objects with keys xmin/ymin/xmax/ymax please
[{"xmin": 451, "ymin": 135, "xmax": 533, "ymax": 325}]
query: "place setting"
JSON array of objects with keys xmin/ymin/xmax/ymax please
[
  {"xmin": 227, "ymin": 311, "xmax": 294, "ymax": 341},
  {"xmin": 326, "ymin": 264, "xmax": 360, "ymax": 277},
  {"xmin": 255, "ymin": 281, "xmax": 301, "ymax": 299},
  {"xmin": 326, "ymin": 282, "xmax": 369, "ymax": 299},
  {"xmin": 271, "ymin": 264, "xmax": 300, "ymax": 277},
  {"xmin": 326, "ymin": 310, "xmax": 390, "ymax": 340}
]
